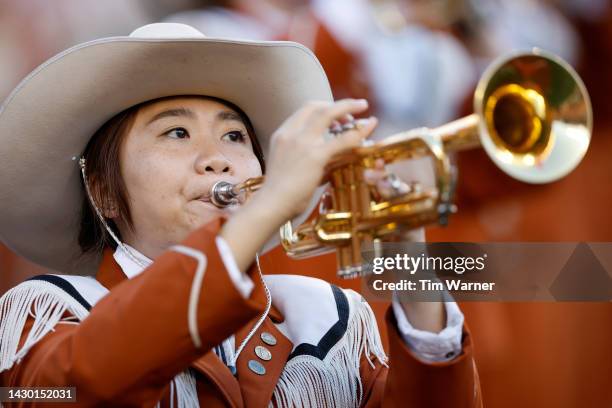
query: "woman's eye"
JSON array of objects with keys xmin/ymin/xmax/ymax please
[
  {"xmin": 165, "ymin": 127, "xmax": 189, "ymax": 139},
  {"xmin": 222, "ymin": 130, "xmax": 246, "ymax": 143}
]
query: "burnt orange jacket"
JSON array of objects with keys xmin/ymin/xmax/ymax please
[{"xmin": 1, "ymin": 217, "xmax": 482, "ymax": 407}]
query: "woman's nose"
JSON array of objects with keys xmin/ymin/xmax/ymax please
[{"xmin": 195, "ymin": 155, "xmax": 232, "ymax": 175}]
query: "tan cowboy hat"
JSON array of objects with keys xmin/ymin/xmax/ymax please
[{"xmin": 0, "ymin": 23, "xmax": 333, "ymax": 276}]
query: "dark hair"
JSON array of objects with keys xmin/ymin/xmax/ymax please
[{"xmin": 78, "ymin": 96, "xmax": 265, "ymax": 254}]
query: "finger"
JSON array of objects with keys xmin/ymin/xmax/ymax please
[
  {"xmin": 329, "ymin": 119, "xmax": 343, "ymax": 135},
  {"xmin": 375, "ymin": 180, "xmax": 396, "ymax": 199},
  {"xmin": 324, "ymin": 99, "xmax": 368, "ymax": 123},
  {"xmin": 337, "ymin": 113, "xmax": 355, "ymax": 126},
  {"xmin": 363, "ymin": 158, "xmax": 387, "ymax": 186},
  {"xmin": 325, "ymin": 116, "xmax": 378, "ymax": 156},
  {"xmin": 330, "ymin": 114, "xmax": 357, "ymax": 135},
  {"xmin": 376, "ymin": 175, "xmax": 411, "ymax": 199},
  {"xmin": 309, "ymin": 99, "xmax": 369, "ymax": 133},
  {"xmin": 363, "ymin": 168, "xmax": 387, "ymax": 186}
]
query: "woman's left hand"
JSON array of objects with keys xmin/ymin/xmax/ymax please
[
  {"xmin": 363, "ymin": 158, "xmax": 426, "ymax": 242},
  {"xmin": 363, "ymin": 159, "xmax": 410, "ymax": 199},
  {"xmin": 363, "ymin": 159, "xmax": 446, "ymax": 333}
]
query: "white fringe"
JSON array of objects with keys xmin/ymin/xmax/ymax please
[
  {"xmin": 220, "ymin": 335, "xmax": 236, "ymax": 367},
  {"xmin": 0, "ymin": 280, "xmax": 89, "ymax": 373},
  {"xmin": 269, "ymin": 289, "xmax": 388, "ymax": 408},
  {"xmin": 171, "ymin": 369, "xmax": 200, "ymax": 408},
  {"xmin": 1, "ymin": 280, "xmax": 385, "ymax": 408},
  {"xmin": 0, "ymin": 279, "xmax": 200, "ymax": 407}
]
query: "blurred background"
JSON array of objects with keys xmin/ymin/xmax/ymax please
[{"xmin": 1, "ymin": 0, "xmax": 611, "ymax": 406}]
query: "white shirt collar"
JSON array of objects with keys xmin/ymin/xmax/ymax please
[{"xmin": 113, "ymin": 243, "xmax": 152, "ymax": 279}]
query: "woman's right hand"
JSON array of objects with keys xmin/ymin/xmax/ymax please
[
  {"xmin": 221, "ymin": 99, "xmax": 376, "ymax": 272},
  {"xmin": 257, "ymin": 98, "xmax": 377, "ymax": 224}
]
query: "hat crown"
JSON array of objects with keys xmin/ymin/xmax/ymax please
[{"xmin": 129, "ymin": 23, "xmax": 206, "ymax": 39}]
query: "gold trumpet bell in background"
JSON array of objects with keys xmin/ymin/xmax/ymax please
[
  {"xmin": 477, "ymin": 50, "xmax": 591, "ymax": 183},
  {"xmin": 280, "ymin": 49, "xmax": 592, "ymax": 279}
]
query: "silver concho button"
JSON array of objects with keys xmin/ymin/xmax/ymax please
[
  {"xmin": 255, "ymin": 345, "xmax": 272, "ymax": 361},
  {"xmin": 248, "ymin": 359, "xmax": 266, "ymax": 375},
  {"xmin": 260, "ymin": 332, "xmax": 277, "ymax": 346}
]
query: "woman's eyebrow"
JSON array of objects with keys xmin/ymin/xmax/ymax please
[
  {"xmin": 216, "ymin": 110, "xmax": 243, "ymax": 124},
  {"xmin": 146, "ymin": 107, "xmax": 196, "ymax": 125}
]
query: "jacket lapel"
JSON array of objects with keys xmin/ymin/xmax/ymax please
[
  {"xmin": 191, "ymin": 352, "xmax": 244, "ymax": 407},
  {"xmin": 234, "ymin": 316, "xmax": 293, "ymax": 408},
  {"xmin": 231, "ymin": 264, "xmax": 292, "ymax": 408}
]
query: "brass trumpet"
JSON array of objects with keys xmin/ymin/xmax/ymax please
[{"xmin": 209, "ymin": 50, "xmax": 592, "ymax": 279}]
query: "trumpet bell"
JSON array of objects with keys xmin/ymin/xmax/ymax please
[{"xmin": 476, "ymin": 50, "xmax": 592, "ymax": 184}]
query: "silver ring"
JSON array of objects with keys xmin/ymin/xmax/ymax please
[{"xmin": 328, "ymin": 119, "xmax": 358, "ymax": 136}]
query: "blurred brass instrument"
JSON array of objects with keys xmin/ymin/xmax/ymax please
[{"xmin": 209, "ymin": 51, "xmax": 592, "ymax": 279}]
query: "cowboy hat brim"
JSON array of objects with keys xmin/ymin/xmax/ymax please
[{"xmin": 0, "ymin": 29, "xmax": 333, "ymax": 275}]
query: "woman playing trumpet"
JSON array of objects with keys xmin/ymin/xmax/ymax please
[{"xmin": 0, "ymin": 23, "xmax": 481, "ymax": 407}]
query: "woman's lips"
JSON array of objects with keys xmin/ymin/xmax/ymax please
[{"xmin": 194, "ymin": 198, "xmax": 240, "ymax": 213}]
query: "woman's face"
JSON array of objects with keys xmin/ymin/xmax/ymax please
[{"xmin": 116, "ymin": 96, "xmax": 262, "ymax": 258}]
